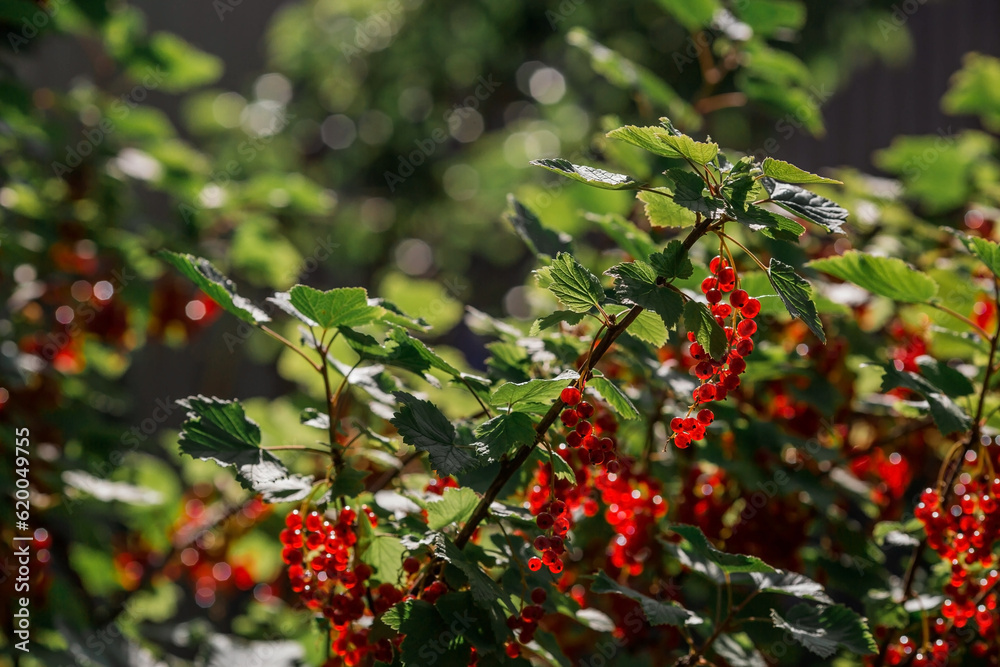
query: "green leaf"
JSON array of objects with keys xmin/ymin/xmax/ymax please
[
  {"xmin": 683, "ymin": 301, "xmax": 728, "ymax": 361},
  {"xmin": 490, "ymin": 370, "xmax": 580, "ymax": 410},
  {"xmin": 606, "ymin": 125, "xmax": 685, "ymax": 158},
  {"xmin": 606, "ymin": 261, "xmax": 684, "ymax": 329},
  {"xmin": 531, "ymin": 158, "xmax": 639, "ymax": 190},
  {"xmin": 390, "ymin": 393, "xmax": 483, "ymax": 476},
  {"xmin": 808, "ymin": 251, "xmax": 938, "ymax": 303},
  {"xmin": 740, "ymin": 570, "xmax": 834, "ymax": 604},
  {"xmin": 648, "ymin": 241, "xmax": 694, "ymax": 281},
  {"xmin": 880, "ymin": 365, "xmax": 972, "ymax": 435},
  {"xmin": 286, "ymin": 285, "xmax": 383, "ymax": 329},
  {"xmin": 734, "ymin": 0, "xmax": 805, "ymax": 35},
  {"xmin": 383, "ymin": 600, "xmax": 471, "ymax": 667},
  {"xmin": 591, "ymin": 571, "xmax": 703, "ymax": 626},
  {"xmin": 529, "ymin": 310, "xmax": 586, "ymax": 336},
  {"xmin": 942, "ymin": 53, "xmax": 1000, "ymax": 133},
  {"xmin": 357, "ymin": 511, "xmax": 406, "ymax": 585},
  {"xmin": 666, "ymin": 169, "xmax": 720, "ymax": 214},
  {"xmin": 914, "ymin": 357, "xmax": 974, "ymax": 397},
  {"xmin": 637, "ymin": 189, "xmax": 698, "ymax": 228},
  {"xmin": 670, "ymin": 524, "xmax": 776, "ymax": 574},
  {"xmin": 653, "ymin": 0, "xmax": 720, "ymax": 32},
  {"xmin": 956, "ymin": 232, "xmax": 1000, "ymax": 279},
  {"xmin": 589, "ymin": 377, "xmax": 640, "ymax": 421},
  {"xmin": 761, "ymin": 158, "xmax": 842, "ymax": 185},
  {"xmin": 586, "ymin": 212, "xmax": 658, "ymax": 261},
  {"xmin": 767, "ymin": 258, "xmax": 825, "ymax": 342},
  {"xmin": 535, "ymin": 253, "xmax": 605, "ymax": 313},
  {"xmin": 158, "ymin": 251, "xmax": 270, "ymax": 324},
  {"xmin": 432, "ymin": 534, "xmax": 511, "ymax": 610},
  {"xmin": 475, "ymin": 412, "xmax": 537, "ymax": 462},
  {"xmin": 769, "ymin": 604, "xmax": 878, "ymax": 659},
  {"xmin": 712, "ymin": 634, "xmax": 766, "ymax": 667},
  {"xmin": 503, "ymin": 195, "xmax": 571, "ymax": 259},
  {"xmin": 135, "ymin": 33, "xmax": 223, "ymax": 92},
  {"xmin": 608, "ymin": 306, "xmax": 668, "ymax": 347},
  {"xmin": 176, "ymin": 396, "xmax": 293, "ymax": 494},
  {"xmin": 374, "ymin": 298, "xmax": 432, "ymax": 332},
  {"xmin": 763, "ymin": 179, "xmax": 848, "ymax": 234},
  {"xmin": 329, "ymin": 465, "xmax": 368, "ymax": 498},
  {"xmin": 427, "ymin": 487, "xmax": 481, "ymax": 531},
  {"xmin": 723, "ymin": 178, "xmax": 804, "ymax": 241},
  {"xmin": 657, "ymin": 134, "xmax": 719, "ymax": 165}
]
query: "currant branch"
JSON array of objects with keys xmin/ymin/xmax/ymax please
[{"xmin": 453, "ymin": 215, "xmax": 717, "ymax": 550}]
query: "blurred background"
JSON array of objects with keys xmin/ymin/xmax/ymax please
[{"xmin": 1, "ymin": 0, "xmax": 999, "ymax": 664}]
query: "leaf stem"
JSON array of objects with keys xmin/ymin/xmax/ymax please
[
  {"xmin": 718, "ymin": 232, "xmax": 768, "ymax": 273},
  {"xmin": 259, "ymin": 324, "xmax": 321, "ymax": 371},
  {"xmin": 927, "ymin": 302, "xmax": 990, "ymax": 339}
]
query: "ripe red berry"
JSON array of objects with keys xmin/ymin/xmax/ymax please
[
  {"xmin": 528, "ymin": 557, "xmax": 542, "ymax": 572},
  {"xmin": 505, "ymin": 643, "xmax": 520, "ymax": 658},
  {"xmin": 706, "ymin": 289, "xmax": 722, "ymax": 304},
  {"xmin": 560, "ymin": 387, "xmax": 582, "ymax": 405},
  {"xmin": 607, "ymin": 460, "xmax": 621, "ymax": 474},
  {"xmin": 741, "ymin": 298, "xmax": 761, "ymax": 318},
  {"xmin": 403, "ymin": 557, "xmax": 420, "ymax": 574},
  {"xmin": 531, "ymin": 587, "xmax": 547, "ymax": 604},
  {"xmin": 575, "ymin": 421, "xmax": 592, "ymax": 436},
  {"xmin": 697, "ymin": 409, "xmax": 714, "ymax": 424},
  {"xmin": 701, "ymin": 276, "xmax": 718, "ymax": 293},
  {"xmin": 560, "ymin": 409, "xmax": 579, "ymax": 427},
  {"xmin": 577, "ymin": 401, "xmax": 594, "ymax": 418},
  {"xmin": 670, "ymin": 418, "xmax": 684, "ymax": 432},
  {"xmin": 674, "ymin": 433, "xmax": 691, "ymax": 449},
  {"xmin": 717, "ymin": 267, "xmax": 735, "ymax": 285},
  {"xmin": 736, "ymin": 338, "xmax": 754, "ymax": 357},
  {"xmin": 536, "ymin": 513, "xmax": 554, "ymax": 530},
  {"xmin": 285, "ymin": 509, "xmax": 302, "ymax": 528},
  {"xmin": 730, "ymin": 289, "xmax": 748, "ymax": 307},
  {"xmin": 736, "ymin": 319, "xmax": 757, "ymax": 337},
  {"xmin": 709, "ymin": 255, "xmax": 727, "ymax": 274},
  {"xmin": 566, "ymin": 431, "xmax": 582, "ymax": 447}
]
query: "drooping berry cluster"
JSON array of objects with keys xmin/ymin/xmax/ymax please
[
  {"xmin": 593, "ymin": 466, "xmax": 668, "ymax": 575},
  {"xmin": 560, "ymin": 387, "xmax": 621, "ymax": 472},
  {"xmin": 281, "ymin": 507, "xmax": 399, "ymax": 666},
  {"xmin": 670, "ymin": 255, "xmax": 761, "ymax": 448},
  {"xmin": 506, "ymin": 587, "xmax": 547, "ymax": 649},
  {"xmin": 905, "ymin": 476, "xmax": 1000, "ymax": 660}
]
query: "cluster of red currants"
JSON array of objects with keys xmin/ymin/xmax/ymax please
[
  {"xmin": 909, "ymin": 477, "xmax": 1000, "ymax": 659},
  {"xmin": 281, "ymin": 507, "xmax": 400, "ymax": 666},
  {"xmin": 593, "ymin": 466, "xmax": 668, "ymax": 576},
  {"xmin": 559, "ymin": 387, "xmax": 621, "ymax": 472},
  {"xmin": 671, "ymin": 256, "xmax": 760, "ymax": 448},
  {"xmin": 505, "ymin": 587, "xmax": 547, "ymax": 651}
]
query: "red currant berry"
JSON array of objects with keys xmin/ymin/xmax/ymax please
[
  {"xmin": 730, "ymin": 289, "xmax": 748, "ymax": 307},
  {"xmin": 736, "ymin": 319, "xmax": 757, "ymax": 337},
  {"xmin": 701, "ymin": 276, "xmax": 718, "ymax": 293},
  {"xmin": 560, "ymin": 409, "xmax": 579, "ymax": 427},
  {"xmin": 697, "ymin": 409, "xmax": 714, "ymax": 424},
  {"xmin": 531, "ymin": 587, "xmax": 547, "ymax": 604},
  {"xmin": 403, "ymin": 557, "xmax": 420, "ymax": 574},
  {"xmin": 577, "ymin": 401, "xmax": 594, "ymax": 418},
  {"xmin": 674, "ymin": 433, "xmax": 691, "ymax": 449},
  {"xmin": 709, "ymin": 255, "xmax": 727, "ymax": 274},
  {"xmin": 528, "ymin": 557, "xmax": 542, "ymax": 572},
  {"xmin": 560, "ymin": 387, "xmax": 582, "ymax": 406},
  {"xmin": 670, "ymin": 418, "xmax": 684, "ymax": 432},
  {"xmin": 741, "ymin": 298, "xmax": 761, "ymax": 318},
  {"xmin": 536, "ymin": 513, "xmax": 554, "ymax": 530},
  {"xmin": 735, "ymin": 338, "xmax": 754, "ymax": 357},
  {"xmin": 717, "ymin": 267, "xmax": 736, "ymax": 285},
  {"xmin": 575, "ymin": 421, "xmax": 592, "ymax": 436},
  {"xmin": 706, "ymin": 289, "xmax": 722, "ymax": 304},
  {"xmin": 566, "ymin": 431, "xmax": 582, "ymax": 447}
]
